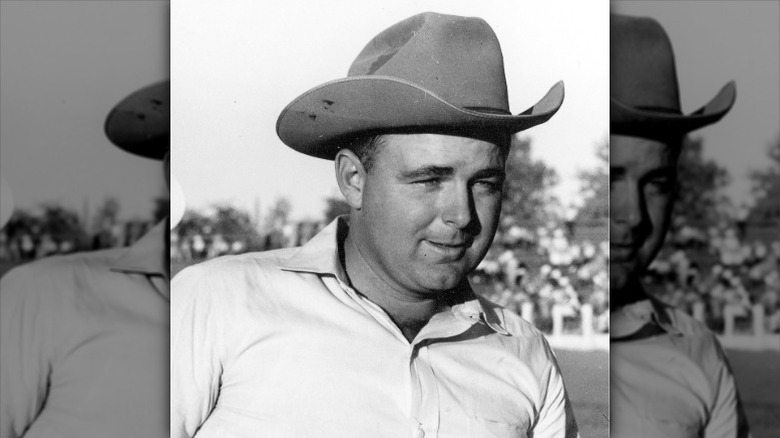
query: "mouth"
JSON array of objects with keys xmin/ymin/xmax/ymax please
[
  {"xmin": 425, "ymin": 239, "xmax": 471, "ymax": 259},
  {"xmin": 609, "ymin": 243, "xmax": 637, "ymax": 262}
]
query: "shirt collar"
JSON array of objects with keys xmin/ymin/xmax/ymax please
[
  {"xmin": 276, "ymin": 216, "xmax": 348, "ymax": 281},
  {"xmin": 611, "ymin": 295, "xmax": 683, "ymax": 338},
  {"xmin": 277, "ymin": 216, "xmax": 509, "ymax": 336},
  {"xmin": 109, "ymin": 220, "xmax": 168, "ymax": 278}
]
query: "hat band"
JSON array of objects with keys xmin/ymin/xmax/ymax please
[
  {"xmin": 463, "ymin": 106, "xmax": 512, "ymax": 115},
  {"xmin": 634, "ymin": 105, "xmax": 682, "ymax": 115}
]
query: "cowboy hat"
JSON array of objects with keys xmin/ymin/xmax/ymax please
[
  {"xmin": 277, "ymin": 12, "xmax": 564, "ymax": 160},
  {"xmin": 104, "ymin": 80, "xmax": 169, "ymax": 160},
  {"xmin": 611, "ymin": 14, "xmax": 735, "ymax": 138},
  {"xmin": 0, "ymin": 176, "xmax": 13, "ymax": 229}
]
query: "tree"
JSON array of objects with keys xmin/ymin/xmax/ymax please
[
  {"xmin": 176, "ymin": 209, "xmax": 211, "ymax": 240},
  {"xmin": 39, "ymin": 204, "xmax": 87, "ymax": 244},
  {"xmin": 92, "ymin": 197, "xmax": 121, "ymax": 230},
  {"xmin": 211, "ymin": 204, "xmax": 261, "ymax": 244},
  {"xmin": 501, "ymin": 136, "xmax": 559, "ymax": 227},
  {"xmin": 673, "ymin": 136, "xmax": 731, "ymax": 227},
  {"xmin": 576, "ymin": 139, "xmax": 609, "ymax": 223},
  {"xmin": 323, "ymin": 196, "xmax": 351, "ymax": 223},
  {"xmin": 748, "ymin": 135, "xmax": 780, "ymax": 224},
  {"xmin": 263, "ymin": 197, "xmax": 292, "ymax": 232}
]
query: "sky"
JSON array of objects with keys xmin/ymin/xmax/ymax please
[
  {"xmin": 0, "ymin": 1, "xmax": 168, "ymax": 223},
  {"xmin": 172, "ymin": 0, "xmax": 609, "ymax": 221},
  {"xmin": 613, "ymin": 1, "xmax": 780, "ymax": 210}
]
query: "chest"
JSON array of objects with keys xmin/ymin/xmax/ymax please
[{"xmin": 210, "ymin": 315, "xmax": 540, "ymax": 438}]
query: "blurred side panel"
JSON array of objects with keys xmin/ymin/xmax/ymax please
[
  {"xmin": 610, "ymin": 1, "xmax": 779, "ymax": 437},
  {"xmin": 0, "ymin": 1, "xmax": 169, "ymax": 437}
]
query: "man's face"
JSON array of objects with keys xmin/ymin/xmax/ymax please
[
  {"xmin": 610, "ymin": 134, "xmax": 677, "ymax": 293},
  {"xmin": 354, "ymin": 133, "xmax": 505, "ymax": 296}
]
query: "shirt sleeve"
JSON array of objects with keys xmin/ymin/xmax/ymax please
[
  {"xmin": 703, "ymin": 337, "xmax": 751, "ymax": 438},
  {"xmin": 170, "ymin": 265, "xmax": 225, "ymax": 438},
  {"xmin": 0, "ymin": 265, "xmax": 56, "ymax": 438},
  {"xmin": 532, "ymin": 338, "xmax": 580, "ymax": 438}
]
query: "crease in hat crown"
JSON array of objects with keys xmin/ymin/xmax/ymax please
[
  {"xmin": 104, "ymin": 80, "xmax": 170, "ymax": 160},
  {"xmin": 277, "ymin": 11, "xmax": 565, "ymax": 160},
  {"xmin": 610, "ymin": 13, "xmax": 735, "ymax": 138}
]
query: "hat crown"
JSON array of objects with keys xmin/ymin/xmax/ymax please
[
  {"xmin": 104, "ymin": 80, "xmax": 170, "ymax": 160},
  {"xmin": 611, "ymin": 14, "xmax": 681, "ymax": 114},
  {"xmin": 348, "ymin": 12, "xmax": 509, "ymax": 113}
]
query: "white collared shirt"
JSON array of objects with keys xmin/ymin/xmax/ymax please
[
  {"xmin": 611, "ymin": 298, "xmax": 751, "ymax": 438},
  {"xmin": 0, "ymin": 222, "xmax": 169, "ymax": 438},
  {"xmin": 171, "ymin": 218, "xmax": 578, "ymax": 438}
]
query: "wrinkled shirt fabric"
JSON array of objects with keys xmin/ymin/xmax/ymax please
[
  {"xmin": 610, "ymin": 298, "xmax": 751, "ymax": 438},
  {"xmin": 0, "ymin": 222, "xmax": 169, "ymax": 438},
  {"xmin": 171, "ymin": 218, "xmax": 578, "ymax": 438}
]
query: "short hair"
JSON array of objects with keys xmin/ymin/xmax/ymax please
[
  {"xmin": 343, "ymin": 131, "xmax": 512, "ymax": 173},
  {"xmin": 343, "ymin": 135, "xmax": 386, "ymax": 173}
]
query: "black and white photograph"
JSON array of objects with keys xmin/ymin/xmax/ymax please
[
  {"xmin": 610, "ymin": 1, "xmax": 779, "ymax": 437},
  {"xmin": 171, "ymin": 0, "xmax": 608, "ymax": 437},
  {"xmin": 0, "ymin": 1, "xmax": 169, "ymax": 437}
]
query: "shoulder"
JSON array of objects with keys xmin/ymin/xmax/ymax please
[
  {"xmin": 171, "ymin": 248, "xmax": 303, "ymax": 304},
  {"xmin": 663, "ymin": 302, "xmax": 712, "ymax": 336},
  {"xmin": 656, "ymin": 300, "xmax": 733, "ymax": 371},
  {"xmin": 1, "ymin": 248, "xmax": 124, "ymax": 299},
  {"xmin": 0, "ymin": 249, "xmax": 135, "ymax": 326},
  {"xmin": 173, "ymin": 248, "xmax": 299, "ymax": 284},
  {"xmin": 478, "ymin": 296, "xmax": 558, "ymax": 364}
]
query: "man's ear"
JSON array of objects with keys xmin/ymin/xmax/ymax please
[{"xmin": 334, "ymin": 149, "xmax": 366, "ymax": 210}]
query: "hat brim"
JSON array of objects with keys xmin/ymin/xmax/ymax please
[
  {"xmin": 277, "ymin": 76, "xmax": 564, "ymax": 160},
  {"xmin": 611, "ymin": 81, "xmax": 736, "ymax": 138},
  {"xmin": 104, "ymin": 81, "xmax": 169, "ymax": 160}
]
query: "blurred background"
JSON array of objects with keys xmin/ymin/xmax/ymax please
[
  {"xmin": 0, "ymin": 1, "xmax": 169, "ymax": 275},
  {"xmin": 613, "ymin": 2, "xmax": 779, "ymax": 436}
]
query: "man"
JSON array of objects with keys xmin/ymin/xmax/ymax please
[
  {"xmin": 171, "ymin": 12, "xmax": 578, "ymax": 438},
  {"xmin": 0, "ymin": 81, "xmax": 170, "ymax": 438},
  {"xmin": 609, "ymin": 14, "xmax": 750, "ymax": 437}
]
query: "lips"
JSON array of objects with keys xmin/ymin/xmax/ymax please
[
  {"xmin": 425, "ymin": 239, "xmax": 472, "ymax": 260},
  {"xmin": 610, "ymin": 243, "xmax": 637, "ymax": 262}
]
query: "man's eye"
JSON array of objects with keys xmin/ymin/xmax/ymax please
[
  {"xmin": 646, "ymin": 178, "xmax": 674, "ymax": 194},
  {"xmin": 475, "ymin": 180, "xmax": 502, "ymax": 192},
  {"xmin": 413, "ymin": 178, "xmax": 441, "ymax": 187}
]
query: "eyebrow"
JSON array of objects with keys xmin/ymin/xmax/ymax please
[
  {"xmin": 399, "ymin": 165, "xmax": 454, "ymax": 179},
  {"xmin": 644, "ymin": 167, "xmax": 676, "ymax": 178},
  {"xmin": 473, "ymin": 168, "xmax": 506, "ymax": 180},
  {"xmin": 399, "ymin": 166, "xmax": 506, "ymax": 181}
]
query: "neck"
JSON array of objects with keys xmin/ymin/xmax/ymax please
[
  {"xmin": 612, "ymin": 274, "xmax": 649, "ymax": 309},
  {"xmin": 343, "ymin": 231, "xmax": 447, "ymax": 342}
]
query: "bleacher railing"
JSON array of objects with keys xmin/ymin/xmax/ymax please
[{"xmin": 540, "ymin": 303, "xmax": 779, "ymax": 351}]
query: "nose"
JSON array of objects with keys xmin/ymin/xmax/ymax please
[
  {"xmin": 441, "ymin": 182, "xmax": 475, "ymax": 230},
  {"xmin": 611, "ymin": 180, "xmax": 644, "ymax": 230}
]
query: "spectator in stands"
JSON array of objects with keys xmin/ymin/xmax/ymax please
[
  {"xmin": 609, "ymin": 14, "xmax": 749, "ymax": 437},
  {"xmin": 1, "ymin": 81, "xmax": 169, "ymax": 438}
]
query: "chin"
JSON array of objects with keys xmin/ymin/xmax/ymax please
[{"xmin": 421, "ymin": 267, "xmax": 467, "ymax": 292}]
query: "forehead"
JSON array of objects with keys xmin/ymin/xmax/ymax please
[
  {"xmin": 610, "ymin": 134, "xmax": 677, "ymax": 171},
  {"xmin": 376, "ymin": 133, "xmax": 505, "ymax": 170}
]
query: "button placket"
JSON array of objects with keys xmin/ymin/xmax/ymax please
[{"xmin": 409, "ymin": 343, "xmax": 439, "ymax": 438}]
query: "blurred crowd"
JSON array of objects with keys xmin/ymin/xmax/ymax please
[
  {"xmin": 0, "ymin": 210, "xmax": 154, "ymax": 266},
  {"xmin": 171, "ymin": 219, "xmax": 324, "ymax": 261},
  {"xmin": 471, "ymin": 224, "xmax": 609, "ymax": 334},
  {"xmin": 647, "ymin": 225, "xmax": 780, "ymax": 333},
  {"xmin": 5, "ymin": 202, "xmax": 777, "ymax": 336}
]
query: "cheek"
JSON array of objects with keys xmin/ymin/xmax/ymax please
[
  {"xmin": 475, "ymin": 194, "xmax": 502, "ymax": 229},
  {"xmin": 645, "ymin": 194, "xmax": 673, "ymax": 233},
  {"xmin": 364, "ymin": 186, "xmax": 435, "ymax": 235}
]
